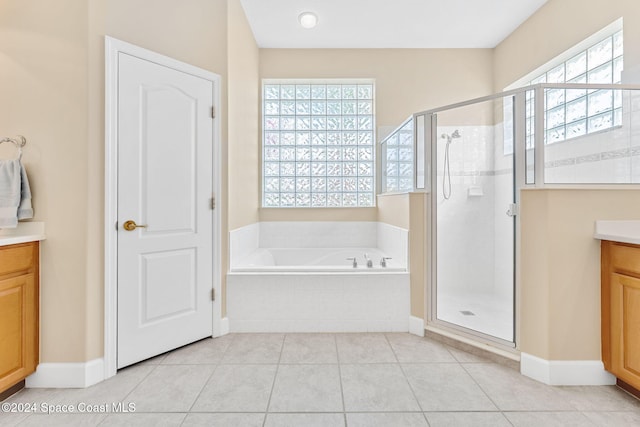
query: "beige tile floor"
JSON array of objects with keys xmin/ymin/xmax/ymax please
[{"xmin": 2, "ymin": 333, "xmax": 640, "ymax": 426}]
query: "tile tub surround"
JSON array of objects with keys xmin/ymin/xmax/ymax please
[
  {"xmin": 229, "ymin": 221, "xmax": 408, "ymax": 270},
  {"xmin": 228, "ymin": 221, "xmax": 410, "ymax": 333},
  {"xmin": 227, "ymin": 272, "xmax": 410, "ymax": 333},
  {"xmin": 6, "ymin": 333, "xmax": 640, "ymax": 427}
]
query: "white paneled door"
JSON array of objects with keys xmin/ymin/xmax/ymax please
[{"xmin": 116, "ymin": 52, "xmax": 215, "ymax": 369}]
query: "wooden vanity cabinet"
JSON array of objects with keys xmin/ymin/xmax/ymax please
[
  {"xmin": 0, "ymin": 241, "xmax": 39, "ymax": 394},
  {"xmin": 601, "ymin": 240, "xmax": 640, "ymax": 392}
]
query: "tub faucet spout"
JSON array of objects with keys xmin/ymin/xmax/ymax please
[
  {"xmin": 346, "ymin": 257, "xmax": 358, "ymax": 268},
  {"xmin": 364, "ymin": 253, "xmax": 373, "ymax": 268}
]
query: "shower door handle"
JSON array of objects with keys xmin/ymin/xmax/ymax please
[{"xmin": 506, "ymin": 203, "xmax": 518, "ymax": 217}]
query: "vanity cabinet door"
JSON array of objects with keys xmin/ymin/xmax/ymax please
[
  {"xmin": 0, "ymin": 241, "xmax": 39, "ymax": 394},
  {"xmin": 609, "ymin": 272, "xmax": 640, "ymax": 389},
  {"xmin": 0, "ymin": 273, "xmax": 37, "ymax": 391}
]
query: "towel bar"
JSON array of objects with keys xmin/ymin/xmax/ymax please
[{"xmin": 0, "ymin": 135, "xmax": 26, "ymax": 148}]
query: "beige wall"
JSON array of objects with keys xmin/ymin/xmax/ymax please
[
  {"xmin": 377, "ymin": 193, "xmax": 426, "ymax": 319},
  {"xmin": 261, "ymin": 49, "xmax": 494, "ymax": 127},
  {"xmin": 1, "ymin": 0, "xmax": 91, "ymax": 363},
  {"xmin": 499, "ymin": 0, "xmax": 640, "ymax": 362},
  {"xmin": 494, "ymin": 0, "xmax": 640, "ymax": 90},
  {"xmin": 377, "ymin": 194, "xmax": 410, "ymax": 230},
  {"xmin": 228, "ymin": 0, "xmax": 259, "ymax": 231},
  {"xmin": 408, "ymin": 193, "xmax": 427, "ymax": 319},
  {"xmin": 259, "ymin": 48, "xmax": 493, "ymax": 222},
  {"xmin": 520, "ymin": 189, "xmax": 640, "ymax": 361},
  {"xmin": 1, "ymin": 0, "xmax": 232, "ymax": 363}
]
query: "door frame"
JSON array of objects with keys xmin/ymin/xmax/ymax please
[{"xmin": 104, "ymin": 36, "xmax": 222, "ymax": 380}]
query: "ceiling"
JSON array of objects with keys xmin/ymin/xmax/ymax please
[{"xmin": 240, "ymin": 0, "xmax": 548, "ymax": 49}]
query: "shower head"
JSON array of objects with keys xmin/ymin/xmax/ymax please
[{"xmin": 441, "ymin": 130, "xmax": 462, "ymax": 143}]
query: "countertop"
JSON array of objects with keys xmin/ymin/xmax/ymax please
[
  {"xmin": 594, "ymin": 220, "xmax": 640, "ymax": 245},
  {"xmin": 0, "ymin": 222, "xmax": 46, "ymax": 246}
]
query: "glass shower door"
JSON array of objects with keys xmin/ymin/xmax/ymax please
[{"xmin": 433, "ymin": 96, "xmax": 516, "ymax": 344}]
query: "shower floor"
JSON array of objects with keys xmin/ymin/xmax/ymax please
[{"xmin": 437, "ymin": 288, "xmax": 513, "ymax": 342}]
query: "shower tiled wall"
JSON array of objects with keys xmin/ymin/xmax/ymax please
[{"xmin": 436, "ymin": 125, "xmax": 500, "ymax": 296}]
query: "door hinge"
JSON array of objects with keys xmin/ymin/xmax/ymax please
[
  {"xmin": 210, "ymin": 196, "xmax": 216, "ymax": 210},
  {"xmin": 115, "ymin": 221, "xmax": 118, "ymax": 231},
  {"xmin": 211, "ymin": 106, "xmax": 216, "ymax": 119},
  {"xmin": 506, "ymin": 203, "xmax": 519, "ymax": 217},
  {"xmin": 211, "ymin": 288, "xmax": 216, "ymax": 301}
]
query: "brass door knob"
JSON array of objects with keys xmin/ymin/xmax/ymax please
[{"xmin": 123, "ymin": 220, "xmax": 147, "ymax": 231}]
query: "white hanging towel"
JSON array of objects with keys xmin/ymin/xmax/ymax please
[
  {"xmin": 18, "ymin": 161, "xmax": 33, "ymax": 220},
  {"xmin": 0, "ymin": 159, "xmax": 22, "ymax": 228},
  {"xmin": 0, "ymin": 159, "xmax": 33, "ymax": 228}
]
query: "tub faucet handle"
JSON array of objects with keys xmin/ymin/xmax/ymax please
[
  {"xmin": 381, "ymin": 257, "xmax": 392, "ymax": 267},
  {"xmin": 346, "ymin": 257, "xmax": 358, "ymax": 268},
  {"xmin": 364, "ymin": 253, "xmax": 373, "ymax": 268}
]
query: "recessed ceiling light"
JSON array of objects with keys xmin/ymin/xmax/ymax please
[{"xmin": 298, "ymin": 12, "xmax": 318, "ymax": 29}]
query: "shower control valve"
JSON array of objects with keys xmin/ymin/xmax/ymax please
[
  {"xmin": 346, "ymin": 257, "xmax": 358, "ymax": 268},
  {"xmin": 380, "ymin": 257, "xmax": 392, "ymax": 268}
]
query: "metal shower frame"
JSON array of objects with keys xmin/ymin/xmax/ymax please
[{"xmin": 412, "ymin": 83, "xmax": 640, "ymax": 351}]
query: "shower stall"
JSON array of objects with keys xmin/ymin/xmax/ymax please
[
  {"xmin": 415, "ymin": 93, "xmax": 517, "ymax": 345},
  {"xmin": 402, "ymin": 83, "xmax": 640, "ymax": 348}
]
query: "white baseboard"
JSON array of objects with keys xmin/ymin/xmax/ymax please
[
  {"xmin": 520, "ymin": 352, "xmax": 616, "ymax": 386},
  {"xmin": 409, "ymin": 316, "xmax": 425, "ymax": 337},
  {"xmin": 219, "ymin": 317, "xmax": 229, "ymax": 336},
  {"xmin": 26, "ymin": 358, "xmax": 104, "ymax": 388}
]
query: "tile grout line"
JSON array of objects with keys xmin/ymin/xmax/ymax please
[
  {"xmin": 94, "ymin": 411, "xmax": 111, "ymax": 427},
  {"xmin": 262, "ymin": 334, "xmax": 286, "ymax": 427},
  {"xmin": 440, "ymin": 339, "xmax": 463, "ymax": 364},
  {"xmin": 458, "ymin": 362, "xmax": 513, "ymax": 426},
  {"xmin": 61, "ymin": 357, "xmax": 164, "ymax": 426},
  {"xmin": 178, "ymin": 334, "xmax": 235, "ymax": 425},
  {"xmin": 118, "ymin": 361, "xmax": 161, "ymax": 407},
  {"xmin": 184, "ymin": 364, "xmax": 219, "ymax": 414},
  {"xmin": 334, "ymin": 334, "xmax": 348, "ymax": 426},
  {"xmin": 175, "ymin": 413, "xmax": 188, "ymax": 427},
  {"xmin": 384, "ymin": 334, "xmax": 429, "ymax": 426},
  {"xmin": 183, "ymin": 334, "xmax": 235, "ymax": 417},
  {"xmin": 14, "ymin": 334, "xmax": 640, "ymax": 425}
]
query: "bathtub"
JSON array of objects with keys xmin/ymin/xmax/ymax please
[
  {"xmin": 232, "ymin": 247, "xmax": 405, "ymax": 272},
  {"xmin": 227, "ymin": 222, "xmax": 410, "ymax": 333}
]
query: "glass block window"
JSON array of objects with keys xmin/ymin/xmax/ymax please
[
  {"xmin": 381, "ymin": 118, "xmax": 414, "ymax": 193},
  {"xmin": 525, "ymin": 30, "xmax": 623, "ymax": 147},
  {"xmin": 262, "ymin": 81, "xmax": 375, "ymax": 208}
]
